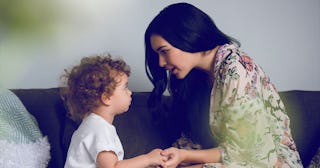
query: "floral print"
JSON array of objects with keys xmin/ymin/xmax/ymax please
[
  {"xmin": 239, "ymin": 55, "xmax": 254, "ymax": 72},
  {"xmin": 206, "ymin": 43, "xmax": 302, "ymax": 167}
]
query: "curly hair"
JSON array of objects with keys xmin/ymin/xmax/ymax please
[{"xmin": 61, "ymin": 54, "xmax": 130, "ymax": 120}]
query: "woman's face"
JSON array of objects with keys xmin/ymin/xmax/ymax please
[{"xmin": 150, "ymin": 34, "xmax": 200, "ymax": 79}]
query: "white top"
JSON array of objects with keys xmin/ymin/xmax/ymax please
[{"xmin": 65, "ymin": 113, "xmax": 124, "ymax": 168}]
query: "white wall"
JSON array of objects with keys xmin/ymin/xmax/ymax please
[{"xmin": 1, "ymin": 0, "xmax": 319, "ymax": 91}]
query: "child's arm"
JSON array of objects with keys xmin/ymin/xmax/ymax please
[{"xmin": 96, "ymin": 149, "xmax": 166, "ymax": 168}]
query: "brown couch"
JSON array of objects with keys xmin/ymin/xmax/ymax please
[{"xmin": 11, "ymin": 88, "xmax": 320, "ymax": 167}]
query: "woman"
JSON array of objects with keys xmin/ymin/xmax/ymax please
[{"xmin": 144, "ymin": 2, "xmax": 302, "ymax": 168}]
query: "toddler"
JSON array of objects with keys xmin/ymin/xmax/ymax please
[{"xmin": 63, "ymin": 54, "xmax": 166, "ymax": 168}]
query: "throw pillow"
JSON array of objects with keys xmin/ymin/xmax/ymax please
[{"xmin": 0, "ymin": 88, "xmax": 51, "ymax": 168}]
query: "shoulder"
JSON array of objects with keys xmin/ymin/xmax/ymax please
[
  {"xmin": 215, "ymin": 44, "xmax": 251, "ymax": 68},
  {"xmin": 214, "ymin": 44, "xmax": 259, "ymax": 79},
  {"xmin": 74, "ymin": 114, "xmax": 116, "ymax": 140}
]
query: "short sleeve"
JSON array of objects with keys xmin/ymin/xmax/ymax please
[{"xmin": 84, "ymin": 125, "xmax": 124, "ymax": 163}]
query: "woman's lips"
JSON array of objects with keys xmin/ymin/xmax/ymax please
[{"xmin": 171, "ymin": 67, "xmax": 178, "ymax": 75}]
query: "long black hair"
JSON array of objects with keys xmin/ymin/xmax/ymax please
[{"xmin": 144, "ymin": 2, "xmax": 239, "ymax": 147}]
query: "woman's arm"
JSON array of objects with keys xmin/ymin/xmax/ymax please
[{"xmin": 162, "ymin": 147, "xmax": 221, "ymax": 167}]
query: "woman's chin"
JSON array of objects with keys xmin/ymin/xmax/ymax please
[{"xmin": 174, "ymin": 73, "xmax": 187, "ymax": 79}]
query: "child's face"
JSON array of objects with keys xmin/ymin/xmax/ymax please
[{"xmin": 109, "ymin": 74, "xmax": 132, "ymax": 114}]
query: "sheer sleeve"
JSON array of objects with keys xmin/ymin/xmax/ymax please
[{"xmin": 211, "ymin": 54, "xmax": 278, "ymax": 167}]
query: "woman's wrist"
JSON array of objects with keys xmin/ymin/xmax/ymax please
[
  {"xmin": 218, "ymin": 147, "xmax": 225, "ymax": 162},
  {"xmin": 179, "ymin": 148, "xmax": 189, "ymax": 163}
]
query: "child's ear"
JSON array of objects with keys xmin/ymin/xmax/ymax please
[{"xmin": 101, "ymin": 92, "xmax": 111, "ymax": 106}]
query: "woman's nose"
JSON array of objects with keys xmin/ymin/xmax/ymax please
[{"xmin": 159, "ymin": 55, "xmax": 167, "ymax": 67}]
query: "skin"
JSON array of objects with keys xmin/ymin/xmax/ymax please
[
  {"xmin": 94, "ymin": 73, "xmax": 167, "ymax": 168},
  {"xmin": 162, "ymin": 147, "xmax": 221, "ymax": 168},
  {"xmin": 150, "ymin": 34, "xmax": 223, "ymax": 167},
  {"xmin": 94, "ymin": 73, "xmax": 132, "ymax": 124}
]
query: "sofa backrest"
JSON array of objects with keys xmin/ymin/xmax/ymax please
[{"xmin": 279, "ymin": 90, "xmax": 320, "ymax": 166}]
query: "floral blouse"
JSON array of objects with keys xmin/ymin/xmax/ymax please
[{"xmin": 207, "ymin": 43, "xmax": 302, "ymax": 167}]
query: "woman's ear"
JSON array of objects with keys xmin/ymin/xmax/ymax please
[{"xmin": 101, "ymin": 92, "xmax": 111, "ymax": 106}]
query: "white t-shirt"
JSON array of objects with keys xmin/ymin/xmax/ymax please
[{"xmin": 65, "ymin": 113, "xmax": 124, "ymax": 168}]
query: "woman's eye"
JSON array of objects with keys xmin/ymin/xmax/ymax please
[{"xmin": 160, "ymin": 50, "xmax": 169, "ymax": 55}]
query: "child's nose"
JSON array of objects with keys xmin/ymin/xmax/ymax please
[{"xmin": 129, "ymin": 90, "xmax": 132, "ymax": 96}]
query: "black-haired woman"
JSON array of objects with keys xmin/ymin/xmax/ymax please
[{"xmin": 145, "ymin": 2, "xmax": 302, "ymax": 168}]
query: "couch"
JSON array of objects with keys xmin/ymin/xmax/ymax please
[{"xmin": 10, "ymin": 88, "xmax": 320, "ymax": 168}]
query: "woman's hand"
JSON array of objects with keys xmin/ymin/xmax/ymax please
[{"xmin": 161, "ymin": 147, "xmax": 183, "ymax": 168}]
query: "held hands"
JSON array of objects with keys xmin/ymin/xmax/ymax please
[
  {"xmin": 161, "ymin": 147, "xmax": 182, "ymax": 168},
  {"xmin": 146, "ymin": 149, "xmax": 168, "ymax": 168},
  {"xmin": 147, "ymin": 147, "xmax": 182, "ymax": 168}
]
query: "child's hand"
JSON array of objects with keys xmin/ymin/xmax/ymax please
[{"xmin": 146, "ymin": 149, "xmax": 168, "ymax": 168}]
